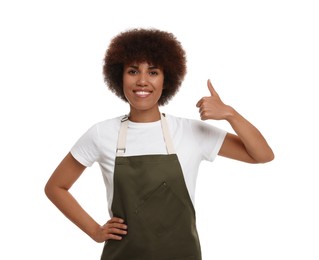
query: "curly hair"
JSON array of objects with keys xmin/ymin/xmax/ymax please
[{"xmin": 103, "ymin": 28, "xmax": 187, "ymax": 106}]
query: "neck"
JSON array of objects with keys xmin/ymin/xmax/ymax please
[{"xmin": 128, "ymin": 107, "xmax": 161, "ymax": 123}]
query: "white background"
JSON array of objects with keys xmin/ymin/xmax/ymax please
[{"xmin": 1, "ymin": 0, "xmax": 318, "ymax": 259}]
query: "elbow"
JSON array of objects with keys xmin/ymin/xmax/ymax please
[
  {"xmin": 253, "ymin": 150, "xmax": 275, "ymax": 164},
  {"xmin": 264, "ymin": 148, "xmax": 275, "ymax": 163},
  {"xmin": 44, "ymin": 179, "xmax": 70, "ymax": 203},
  {"xmin": 259, "ymin": 155, "xmax": 274, "ymax": 164},
  {"xmin": 44, "ymin": 182, "xmax": 52, "ymax": 200},
  {"xmin": 44, "ymin": 181, "xmax": 59, "ymax": 202},
  {"xmin": 267, "ymin": 151, "xmax": 275, "ymax": 162}
]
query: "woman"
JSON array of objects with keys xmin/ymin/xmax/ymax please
[{"xmin": 45, "ymin": 28, "xmax": 274, "ymax": 259}]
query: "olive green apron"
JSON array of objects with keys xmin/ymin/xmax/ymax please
[{"xmin": 101, "ymin": 114, "xmax": 202, "ymax": 260}]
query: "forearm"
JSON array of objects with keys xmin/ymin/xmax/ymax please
[
  {"xmin": 197, "ymin": 80, "xmax": 274, "ymax": 163},
  {"xmin": 45, "ymin": 185, "xmax": 100, "ymax": 240},
  {"xmin": 225, "ymin": 106, "xmax": 274, "ymax": 163}
]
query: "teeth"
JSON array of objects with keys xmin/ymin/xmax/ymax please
[
  {"xmin": 135, "ymin": 91, "xmax": 151, "ymax": 97},
  {"xmin": 135, "ymin": 91, "xmax": 150, "ymax": 94}
]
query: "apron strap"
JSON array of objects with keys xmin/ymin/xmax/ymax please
[
  {"xmin": 116, "ymin": 113, "xmax": 175, "ymax": 156},
  {"xmin": 116, "ymin": 115, "xmax": 129, "ymax": 156},
  {"xmin": 160, "ymin": 113, "xmax": 175, "ymax": 155}
]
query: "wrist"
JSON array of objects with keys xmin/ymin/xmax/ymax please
[
  {"xmin": 87, "ymin": 222, "xmax": 102, "ymax": 241},
  {"xmin": 224, "ymin": 105, "xmax": 237, "ymax": 121}
]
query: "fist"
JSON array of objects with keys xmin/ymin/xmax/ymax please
[{"xmin": 196, "ymin": 80, "xmax": 230, "ymax": 120}]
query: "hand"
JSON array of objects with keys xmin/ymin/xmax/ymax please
[
  {"xmin": 93, "ymin": 217, "xmax": 128, "ymax": 243},
  {"xmin": 196, "ymin": 79, "xmax": 232, "ymax": 120}
]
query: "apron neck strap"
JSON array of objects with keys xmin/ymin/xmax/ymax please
[
  {"xmin": 160, "ymin": 113, "xmax": 175, "ymax": 155},
  {"xmin": 116, "ymin": 113, "xmax": 175, "ymax": 156}
]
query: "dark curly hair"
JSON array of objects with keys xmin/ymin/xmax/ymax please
[{"xmin": 103, "ymin": 28, "xmax": 187, "ymax": 106}]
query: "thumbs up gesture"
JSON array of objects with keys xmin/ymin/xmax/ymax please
[{"xmin": 196, "ymin": 80, "xmax": 231, "ymax": 121}]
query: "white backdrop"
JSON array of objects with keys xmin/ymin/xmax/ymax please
[{"xmin": 1, "ymin": 0, "xmax": 318, "ymax": 259}]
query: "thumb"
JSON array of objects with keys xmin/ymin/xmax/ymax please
[{"xmin": 207, "ymin": 79, "xmax": 218, "ymax": 96}]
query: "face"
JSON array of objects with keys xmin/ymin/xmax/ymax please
[{"xmin": 123, "ymin": 62, "xmax": 164, "ymax": 117}]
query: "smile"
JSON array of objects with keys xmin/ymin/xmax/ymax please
[{"xmin": 134, "ymin": 90, "xmax": 152, "ymax": 98}]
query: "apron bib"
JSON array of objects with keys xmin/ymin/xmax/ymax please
[{"xmin": 101, "ymin": 114, "xmax": 202, "ymax": 260}]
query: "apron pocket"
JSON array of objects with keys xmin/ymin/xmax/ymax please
[{"xmin": 135, "ymin": 181, "xmax": 186, "ymax": 237}]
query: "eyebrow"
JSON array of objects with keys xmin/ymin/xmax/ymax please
[{"xmin": 127, "ymin": 65, "xmax": 159, "ymax": 70}]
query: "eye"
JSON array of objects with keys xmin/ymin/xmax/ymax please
[
  {"xmin": 149, "ymin": 70, "xmax": 159, "ymax": 76},
  {"xmin": 127, "ymin": 69, "xmax": 138, "ymax": 75}
]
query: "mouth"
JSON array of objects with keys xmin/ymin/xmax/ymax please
[{"xmin": 133, "ymin": 90, "xmax": 152, "ymax": 98}]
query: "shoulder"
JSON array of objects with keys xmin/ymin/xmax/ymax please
[
  {"xmin": 71, "ymin": 115, "xmax": 125, "ymax": 158},
  {"xmin": 79, "ymin": 115, "xmax": 125, "ymax": 141},
  {"xmin": 165, "ymin": 113, "xmax": 226, "ymax": 137},
  {"xmin": 164, "ymin": 114, "xmax": 201, "ymax": 141},
  {"xmin": 165, "ymin": 114, "xmax": 192, "ymax": 126},
  {"xmin": 165, "ymin": 114, "xmax": 205, "ymax": 130},
  {"xmin": 90, "ymin": 115, "xmax": 126, "ymax": 132}
]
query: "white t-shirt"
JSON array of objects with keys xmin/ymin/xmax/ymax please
[{"xmin": 71, "ymin": 114, "xmax": 227, "ymax": 215}]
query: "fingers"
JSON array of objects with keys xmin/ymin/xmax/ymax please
[
  {"xmin": 196, "ymin": 98, "xmax": 202, "ymax": 108},
  {"xmin": 196, "ymin": 80, "xmax": 226, "ymax": 120},
  {"xmin": 198, "ymin": 104, "xmax": 209, "ymax": 120},
  {"xmin": 207, "ymin": 79, "xmax": 218, "ymax": 97},
  {"xmin": 196, "ymin": 97, "xmax": 210, "ymax": 120},
  {"xmin": 196, "ymin": 80, "xmax": 225, "ymax": 120},
  {"xmin": 196, "ymin": 79, "xmax": 219, "ymax": 107},
  {"xmin": 102, "ymin": 217, "xmax": 128, "ymax": 241},
  {"xmin": 107, "ymin": 217, "xmax": 125, "ymax": 224}
]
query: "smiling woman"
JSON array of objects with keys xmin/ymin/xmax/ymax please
[{"xmin": 44, "ymin": 28, "xmax": 274, "ymax": 260}]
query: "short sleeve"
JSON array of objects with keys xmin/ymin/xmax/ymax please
[
  {"xmin": 190, "ymin": 120, "xmax": 227, "ymax": 162},
  {"xmin": 70, "ymin": 124, "xmax": 100, "ymax": 167}
]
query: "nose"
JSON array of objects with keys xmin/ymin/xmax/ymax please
[{"xmin": 136, "ymin": 72, "xmax": 149, "ymax": 87}]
